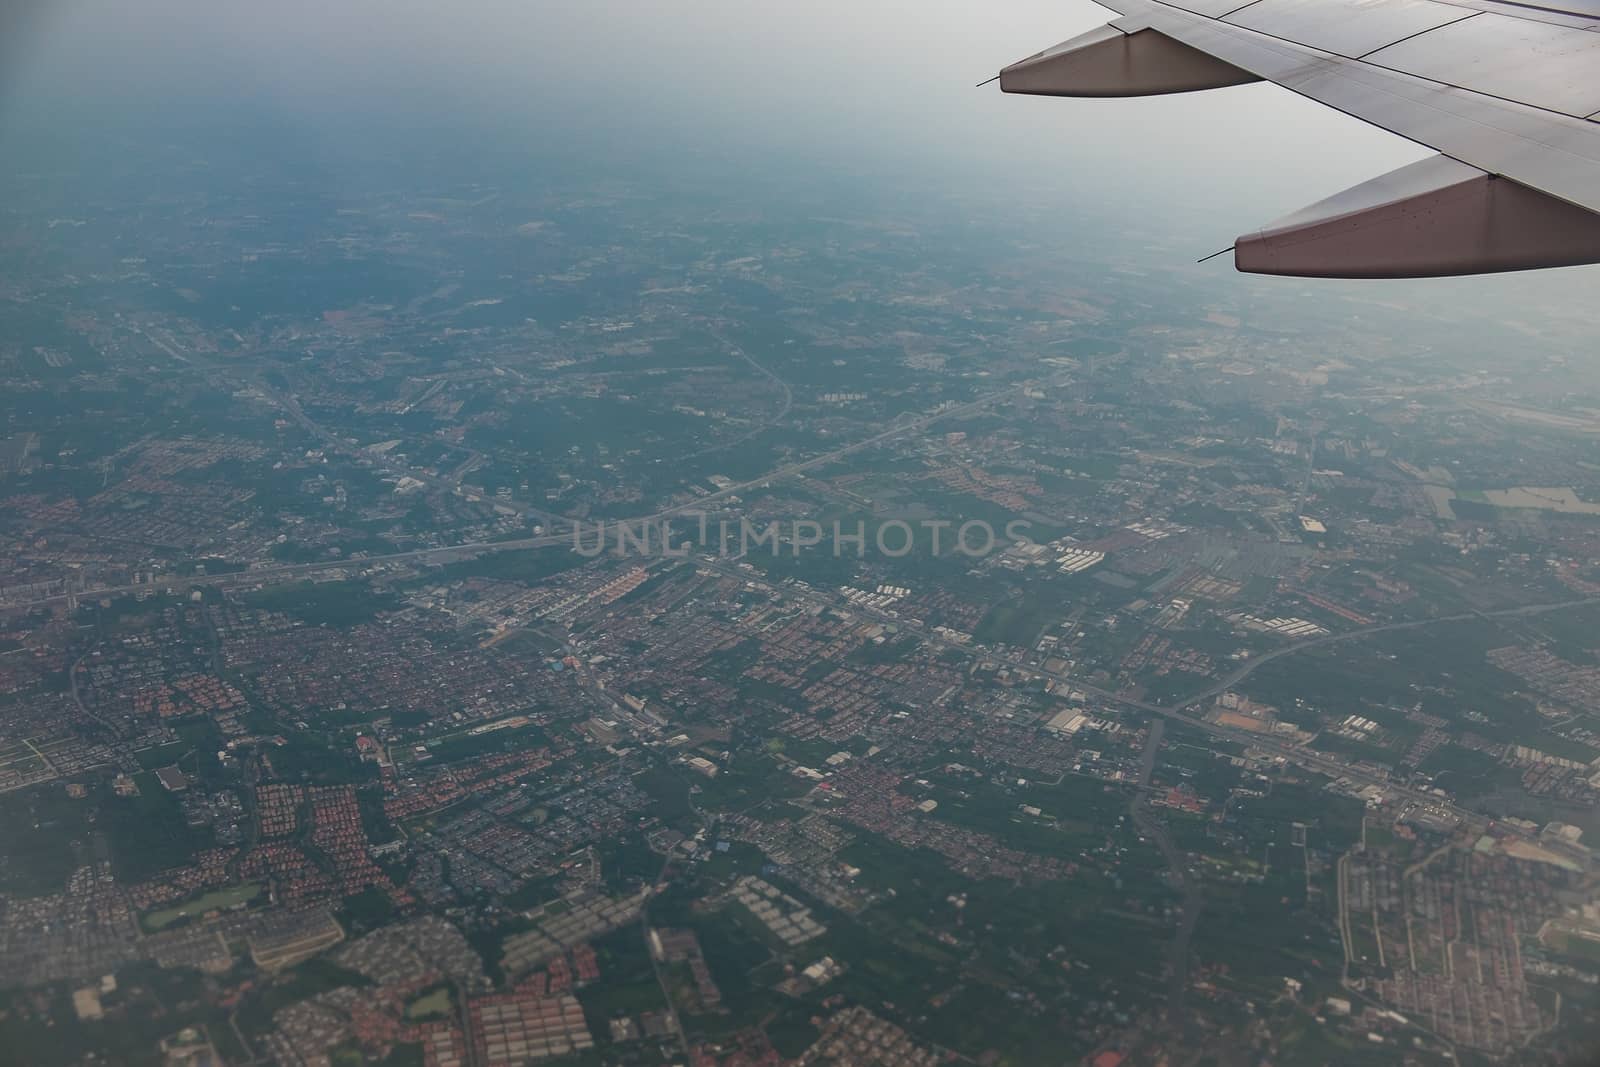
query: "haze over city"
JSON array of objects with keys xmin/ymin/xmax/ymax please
[{"xmin": 0, "ymin": 2, "xmax": 1598, "ymax": 1066}]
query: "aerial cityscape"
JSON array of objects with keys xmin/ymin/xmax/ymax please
[{"xmin": 3, "ymin": 3, "xmax": 1600, "ymax": 1066}]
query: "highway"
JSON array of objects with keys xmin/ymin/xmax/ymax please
[
  {"xmin": 21, "ymin": 330, "xmax": 1597, "ymax": 831},
  {"xmin": 1129, "ymin": 719, "xmax": 1202, "ymax": 1035},
  {"xmin": 994, "ymin": 596, "xmax": 1600, "ymax": 824},
  {"xmin": 693, "ymin": 555, "xmax": 1600, "ymax": 829},
  {"xmin": 1, "ymin": 373, "xmax": 1057, "ymax": 615},
  {"xmin": 672, "ymin": 328, "xmax": 794, "ymax": 462}
]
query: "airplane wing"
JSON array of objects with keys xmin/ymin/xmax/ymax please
[{"xmin": 996, "ymin": 0, "xmax": 1600, "ymax": 277}]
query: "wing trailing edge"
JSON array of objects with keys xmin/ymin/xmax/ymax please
[
  {"xmin": 999, "ymin": 25, "xmax": 1259, "ymax": 97},
  {"xmin": 995, "ymin": 2, "xmax": 1600, "ymax": 276},
  {"xmin": 1234, "ymin": 154, "xmax": 1600, "ymax": 278}
]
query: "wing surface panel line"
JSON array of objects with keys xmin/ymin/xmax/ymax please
[
  {"xmin": 1219, "ymin": 0, "xmax": 1272, "ymax": 20},
  {"xmin": 1353, "ymin": 10, "xmax": 1483, "ymax": 58},
  {"xmin": 1135, "ymin": 0, "xmax": 1600, "ymax": 155},
  {"xmin": 1147, "ymin": 0, "xmax": 1596, "ymax": 120},
  {"xmin": 1029, "ymin": 0, "xmax": 1600, "ymax": 272}
]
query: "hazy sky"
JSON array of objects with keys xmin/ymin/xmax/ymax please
[
  {"xmin": 3, "ymin": 0, "xmax": 1597, "ymax": 314},
  {"xmin": 1, "ymin": 1, "xmax": 1425, "ymax": 215}
]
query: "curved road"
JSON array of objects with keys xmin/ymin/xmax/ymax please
[{"xmin": 674, "ymin": 329, "xmax": 795, "ymax": 462}]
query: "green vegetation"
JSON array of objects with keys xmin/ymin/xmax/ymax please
[
  {"xmin": 766, "ymin": 1015, "xmax": 821, "ymax": 1059},
  {"xmin": 268, "ymin": 729, "xmax": 376, "ymax": 784},
  {"xmin": 379, "ymin": 1043, "xmax": 426, "ymax": 1067},
  {"xmin": 237, "ymin": 957, "xmax": 375, "ymax": 1038},
  {"xmin": 339, "ymin": 886, "xmax": 398, "ymax": 932},
  {"xmin": 1418, "ymin": 746, "xmax": 1513, "ymax": 797},
  {"xmin": 973, "ymin": 579, "xmax": 1075, "ymax": 648},
  {"xmin": 920, "ymin": 774, "xmax": 1105, "ymax": 856},
  {"xmin": 142, "ymin": 882, "xmax": 261, "ymax": 932},
  {"xmin": 0, "ymin": 964, "xmax": 234, "ymax": 1067},
  {"xmin": 423, "ymin": 723, "xmax": 549, "ymax": 765},
  {"xmin": 1362, "ymin": 818, "xmax": 1397, "ymax": 852},
  {"xmin": 635, "ymin": 766, "xmax": 697, "ymax": 826},
  {"xmin": 0, "ymin": 784, "xmax": 97, "ymax": 896},
  {"xmin": 404, "ymin": 985, "xmax": 453, "ymax": 1021},
  {"xmin": 242, "ymin": 580, "xmax": 402, "ymax": 628},
  {"xmin": 135, "ymin": 740, "xmax": 190, "ymax": 770},
  {"xmin": 576, "ymin": 927, "xmax": 669, "ymax": 1035},
  {"xmin": 104, "ymin": 772, "xmax": 215, "ymax": 883},
  {"xmin": 1546, "ymin": 929, "xmax": 1600, "ymax": 965},
  {"xmin": 687, "ymin": 755, "xmax": 811, "ymax": 811}
]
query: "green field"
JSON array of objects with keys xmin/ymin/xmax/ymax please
[
  {"xmin": 1362, "ymin": 818, "xmax": 1396, "ymax": 852},
  {"xmin": 242, "ymin": 580, "xmax": 401, "ymax": 628},
  {"xmin": 1547, "ymin": 928, "xmax": 1600, "ymax": 964},
  {"xmin": 404, "ymin": 985, "xmax": 452, "ymax": 1021},
  {"xmin": 973, "ymin": 585, "xmax": 1065, "ymax": 648},
  {"xmin": 141, "ymin": 883, "xmax": 261, "ymax": 932}
]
